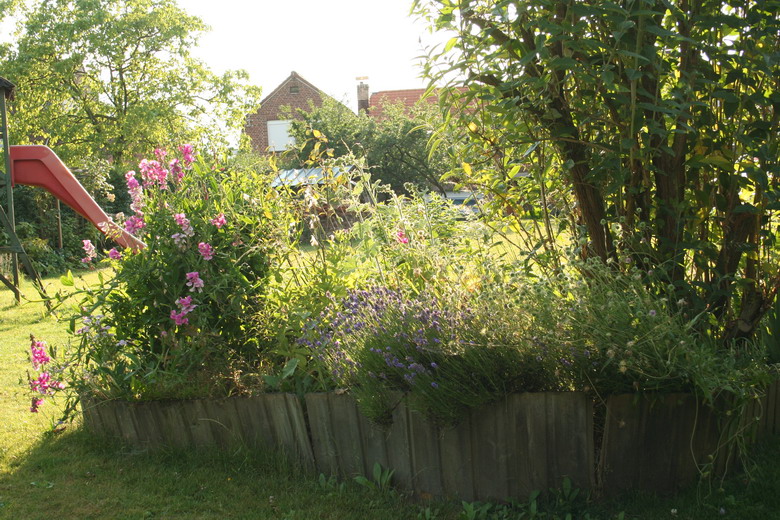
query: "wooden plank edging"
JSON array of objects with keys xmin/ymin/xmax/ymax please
[{"xmin": 80, "ymin": 382, "xmax": 780, "ymax": 501}]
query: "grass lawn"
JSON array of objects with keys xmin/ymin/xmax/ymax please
[{"xmin": 1, "ymin": 270, "xmax": 779, "ymax": 519}]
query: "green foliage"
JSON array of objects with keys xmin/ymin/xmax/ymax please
[
  {"xmin": 458, "ymin": 479, "xmax": 598, "ymax": 519},
  {"xmin": 518, "ymin": 258, "xmax": 772, "ymax": 402},
  {"xmin": 416, "ymin": 0, "xmax": 780, "ymax": 342},
  {"xmin": 353, "ymin": 462, "xmax": 395, "ymax": 495},
  {"xmin": 49, "ymin": 146, "xmax": 280, "ymax": 402},
  {"xmin": 0, "ymin": 0, "xmax": 260, "ymax": 180},
  {"xmin": 286, "ymin": 98, "xmax": 455, "ymax": 194}
]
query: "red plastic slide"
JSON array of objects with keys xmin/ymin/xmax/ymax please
[{"xmin": 9, "ymin": 145, "xmax": 145, "ymax": 251}]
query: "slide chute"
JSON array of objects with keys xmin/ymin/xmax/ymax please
[{"xmin": 10, "ymin": 145, "xmax": 145, "ymax": 251}]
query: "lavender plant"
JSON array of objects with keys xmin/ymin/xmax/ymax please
[{"xmin": 303, "ymin": 285, "xmax": 558, "ymax": 425}]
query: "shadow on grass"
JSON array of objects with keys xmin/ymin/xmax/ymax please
[
  {"xmin": 0, "ymin": 425, "xmax": 436, "ymax": 520},
  {"xmin": 2, "ymin": 423, "xmax": 780, "ymax": 520}
]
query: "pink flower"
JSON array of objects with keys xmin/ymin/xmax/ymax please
[
  {"xmin": 154, "ymin": 148, "xmax": 167, "ymax": 161},
  {"xmin": 81, "ymin": 239, "xmax": 97, "ymax": 263},
  {"xmin": 198, "ymin": 242, "xmax": 214, "ymax": 260},
  {"xmin": 171, "ymin": 233, "xmax": 188, "ymax": 249},
  {"xmin": 169, "ymin": 158, "xmax": 184, "ymax": 182},
  {"xmin": 179, "ymin": 144, "xmax": 195, "ymax": 166},
  {"xmin": 125, "ymin": 215, "xmax": 146, "ymax": 235},
  {"xmin": 177, "ymin": 295, "xmax": 197, "ymax": 314},
  {"xmin": 31, "ymin": 341, "xmax": 50, "ymax": 369},
  {"xmin": 30, "ymin": 397, "xmax": 44, "ymax": 413},
  {"xmin": 30, "ymin": 372, "xmax": 59, "ymax": 395},
  {"xmin": 173, "ymin": 213, "xmax": 194, "ymax": 236},
  {"xmin": 396, "ymin": 230, "xmax": 409, "ymax": 244},
  {"xmin": 171, "ymin": 294, "xmax": 197, "ymax": 325},
  {"xmin": 170, "ymin": 310, "xmax": 189, "ymax": 326},
  {"xmin": 210, "ymin": 213, "xmax": 227, "ymax": 229},
  {"xmin": 125, "ymin": 171, "xmax": 140, "ymax": 190},
  {"xmin": 107, "ymin": 248, "xmax": 122, "ymax": 260},
  {"xmin": 139, "ymin": 159, "xmax": 168, "ymax": 188},
  {"xmin": 186, "ymin": 271, "xmax": 204, "ymax": 292}
]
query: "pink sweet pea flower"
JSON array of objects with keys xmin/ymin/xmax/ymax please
[
  {"xmin": 107, "ymin": 248, "xmax": 122, "ymax": 260},
  {"xmin": 139, "ymin": 159, "xmax": 168, "ymax": 189},
  {"xmin": 210, "ymin": 213, "xmax": 227, "ymax": 229},
  {"xmin": 179, "ymin": 144, "xmax": 195, "ymax": 167},
  {"xmin": 81, "ymin": 239, "xmax": 97, "ymax": 263},
  {"xmin": 124, "ymin": 215, "xmax": 146, "ymax": 234},
  {"xmin": 30, "ymin": 372, "xmax": 53, "ymax": 394},
  {"xmin": 396, "ymin": 230, "xmax": 409, "ymax": 244},
  {"xmin": 173, "ymin": 213, "xmax": 194, "ymax": 236},
  {"xmin": 30, "ymin": 397, "xmax": 44, "ymax": 413},
  {"xmin": 186, "ymin": 271, "xmax": 204, "ymax": 292},
  {"xmin": 170, "ymin": 310, "xmax": 189, "ymax": 326},
  {"xmin": 170, "ymin": 294, "xmax": 197, "ymax": 325},
  {"xmin": 169, "ymin": 158, "xmax": 184, "ymax": 182},
  {"xmin": 198, "ymin": 242, "xmax": 214, "ymax": 260},
  {"xmin": 31, "ymin": 341, "xmax": 50, "ymax": 369},
  {"xmin": 176, "ymin": 295, "xmax": 197, "ymax": 314}
]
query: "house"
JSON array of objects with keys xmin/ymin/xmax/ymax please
[{"xmin": 244, "ymin": 71, "xmax": 333, "ymax": 153}]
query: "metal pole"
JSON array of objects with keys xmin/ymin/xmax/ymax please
[
  {"xmin": 0, "ymin": 85, "xmax": 20, "ymax": 303},
  {"xmin": 56, "ymin": 199, "xmax": 63, "ymax": 249}
]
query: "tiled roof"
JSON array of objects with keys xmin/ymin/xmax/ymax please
[
  {"xmin": 367, "ymin": 89, "xmax": 438, "ymax": 119},
  {"xmin": 367, "ymin": 87, "xmax": 467, "ymax": 118},
  {"xmin": 368, "ymin": 89, "xmax": 431, "ymax": 110}
]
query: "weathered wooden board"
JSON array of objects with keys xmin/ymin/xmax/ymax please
[
  {"xmin": 769, "ymin": 380, "xmax": 780, "ymax": 435},
  {"xmin": 329, "ymin": 393, "xmax": 365, "ymax": 477},
  {"xmin": 302, "ymin": 391, "xmax": 593, "ymax": 501},
  {"xmin": 155, "ymin": 400, "xmax": 192, "ymax": 448},
  {"xmin": 408, "ymin": 406, "xmax": 444, "ymax": 497},
  {"xmin": 232, "ymin": 396, "xmax": 275, "ymax": 449},
  {"xmin": 471, "ymin": 397, "xmax": 510, "ymax": 500},
  {"xmin": 384, "ymin": 397, "xmax": 413, "ymax": 491},
  {"xmin": 599, "ymin": 394, "xmax": 724, "ymax": 494},
  {"xmin": 305, "ymin": 393, "xmax": 340, "ymax": 476},
  {"xmin": 264, "ymin": 393, "xmax": 314, "ymax": 467},
  {"xmin": 439, "ymin": 417, "xmax": 474, "ymax": 501},
  {"xmin": 357, "ymin": 409, "xmax": 389, "ymax": 477},
  {"xmin": 129, "ymin": 401, "xmax": 165, "ymax": 450},
  {"xmin": 112, "ymin": 400, "xmax": 140, "ymax": 446}
]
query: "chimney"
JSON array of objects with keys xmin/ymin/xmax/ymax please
[{"xmin": 356, "ymin": 77, "xmax": 369, "ymax": 114}]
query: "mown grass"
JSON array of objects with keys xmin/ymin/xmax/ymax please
[{"xmin": 1, "ymin": 270, "xmax": 779, "ymax": 519}]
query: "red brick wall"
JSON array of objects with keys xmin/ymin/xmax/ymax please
[{"xmin": 245, "ymin": 74, "xmax": 325, "ymax": 153}]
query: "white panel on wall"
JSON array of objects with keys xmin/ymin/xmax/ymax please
[{"xmin": 267, "ymin": 120, "xmax": 294, "ymax": 151}]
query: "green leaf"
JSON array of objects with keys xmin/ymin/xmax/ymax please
[
  {"xmin": 444, "ymin": 36, "xmax": 458, "ymax": 52},
  {"xmin": 281, "ymin": 358, "xmax": 299, "ymax": 379},
  {"xmin": 60, "ymin": 270, "xmax": 74, "ymax": 287}
]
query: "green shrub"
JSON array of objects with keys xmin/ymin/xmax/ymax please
[{"xmin": 53, "ymin": 146, "xmax": 280, "ymax": 401}]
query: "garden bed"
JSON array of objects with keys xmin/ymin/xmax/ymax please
[{"xmin": 81, "ymin": 381, "xmax": 780, "ymax": 500}]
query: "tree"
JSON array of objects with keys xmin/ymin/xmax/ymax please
[
  {"xmin": 415, "ymin": 0, "xmax": 779, "ymax": 341},
  {"xmin": 286, "ymin": 97, "xmax": 455, "ymax": 195},
  {"xmin": 1, "ymin": 0, "xmax": 260, "ymax": 184}
]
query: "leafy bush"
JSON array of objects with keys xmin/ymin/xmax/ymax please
[
  {"xmin": 55, "ymin": 146, "xmax": 279, "ymax": 400},
  {"xmin": 518, "ymin": 259, "xmax": 773, "ymax": 403}
]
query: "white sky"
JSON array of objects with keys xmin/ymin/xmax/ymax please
[{"xmin": 180, "ymin": 0, "xmax": 445, "ymax": 113}]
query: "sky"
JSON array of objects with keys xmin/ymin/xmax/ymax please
[{"xmin": 179, "ymin": 0, "xmax": 446, "ymax": 113}]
